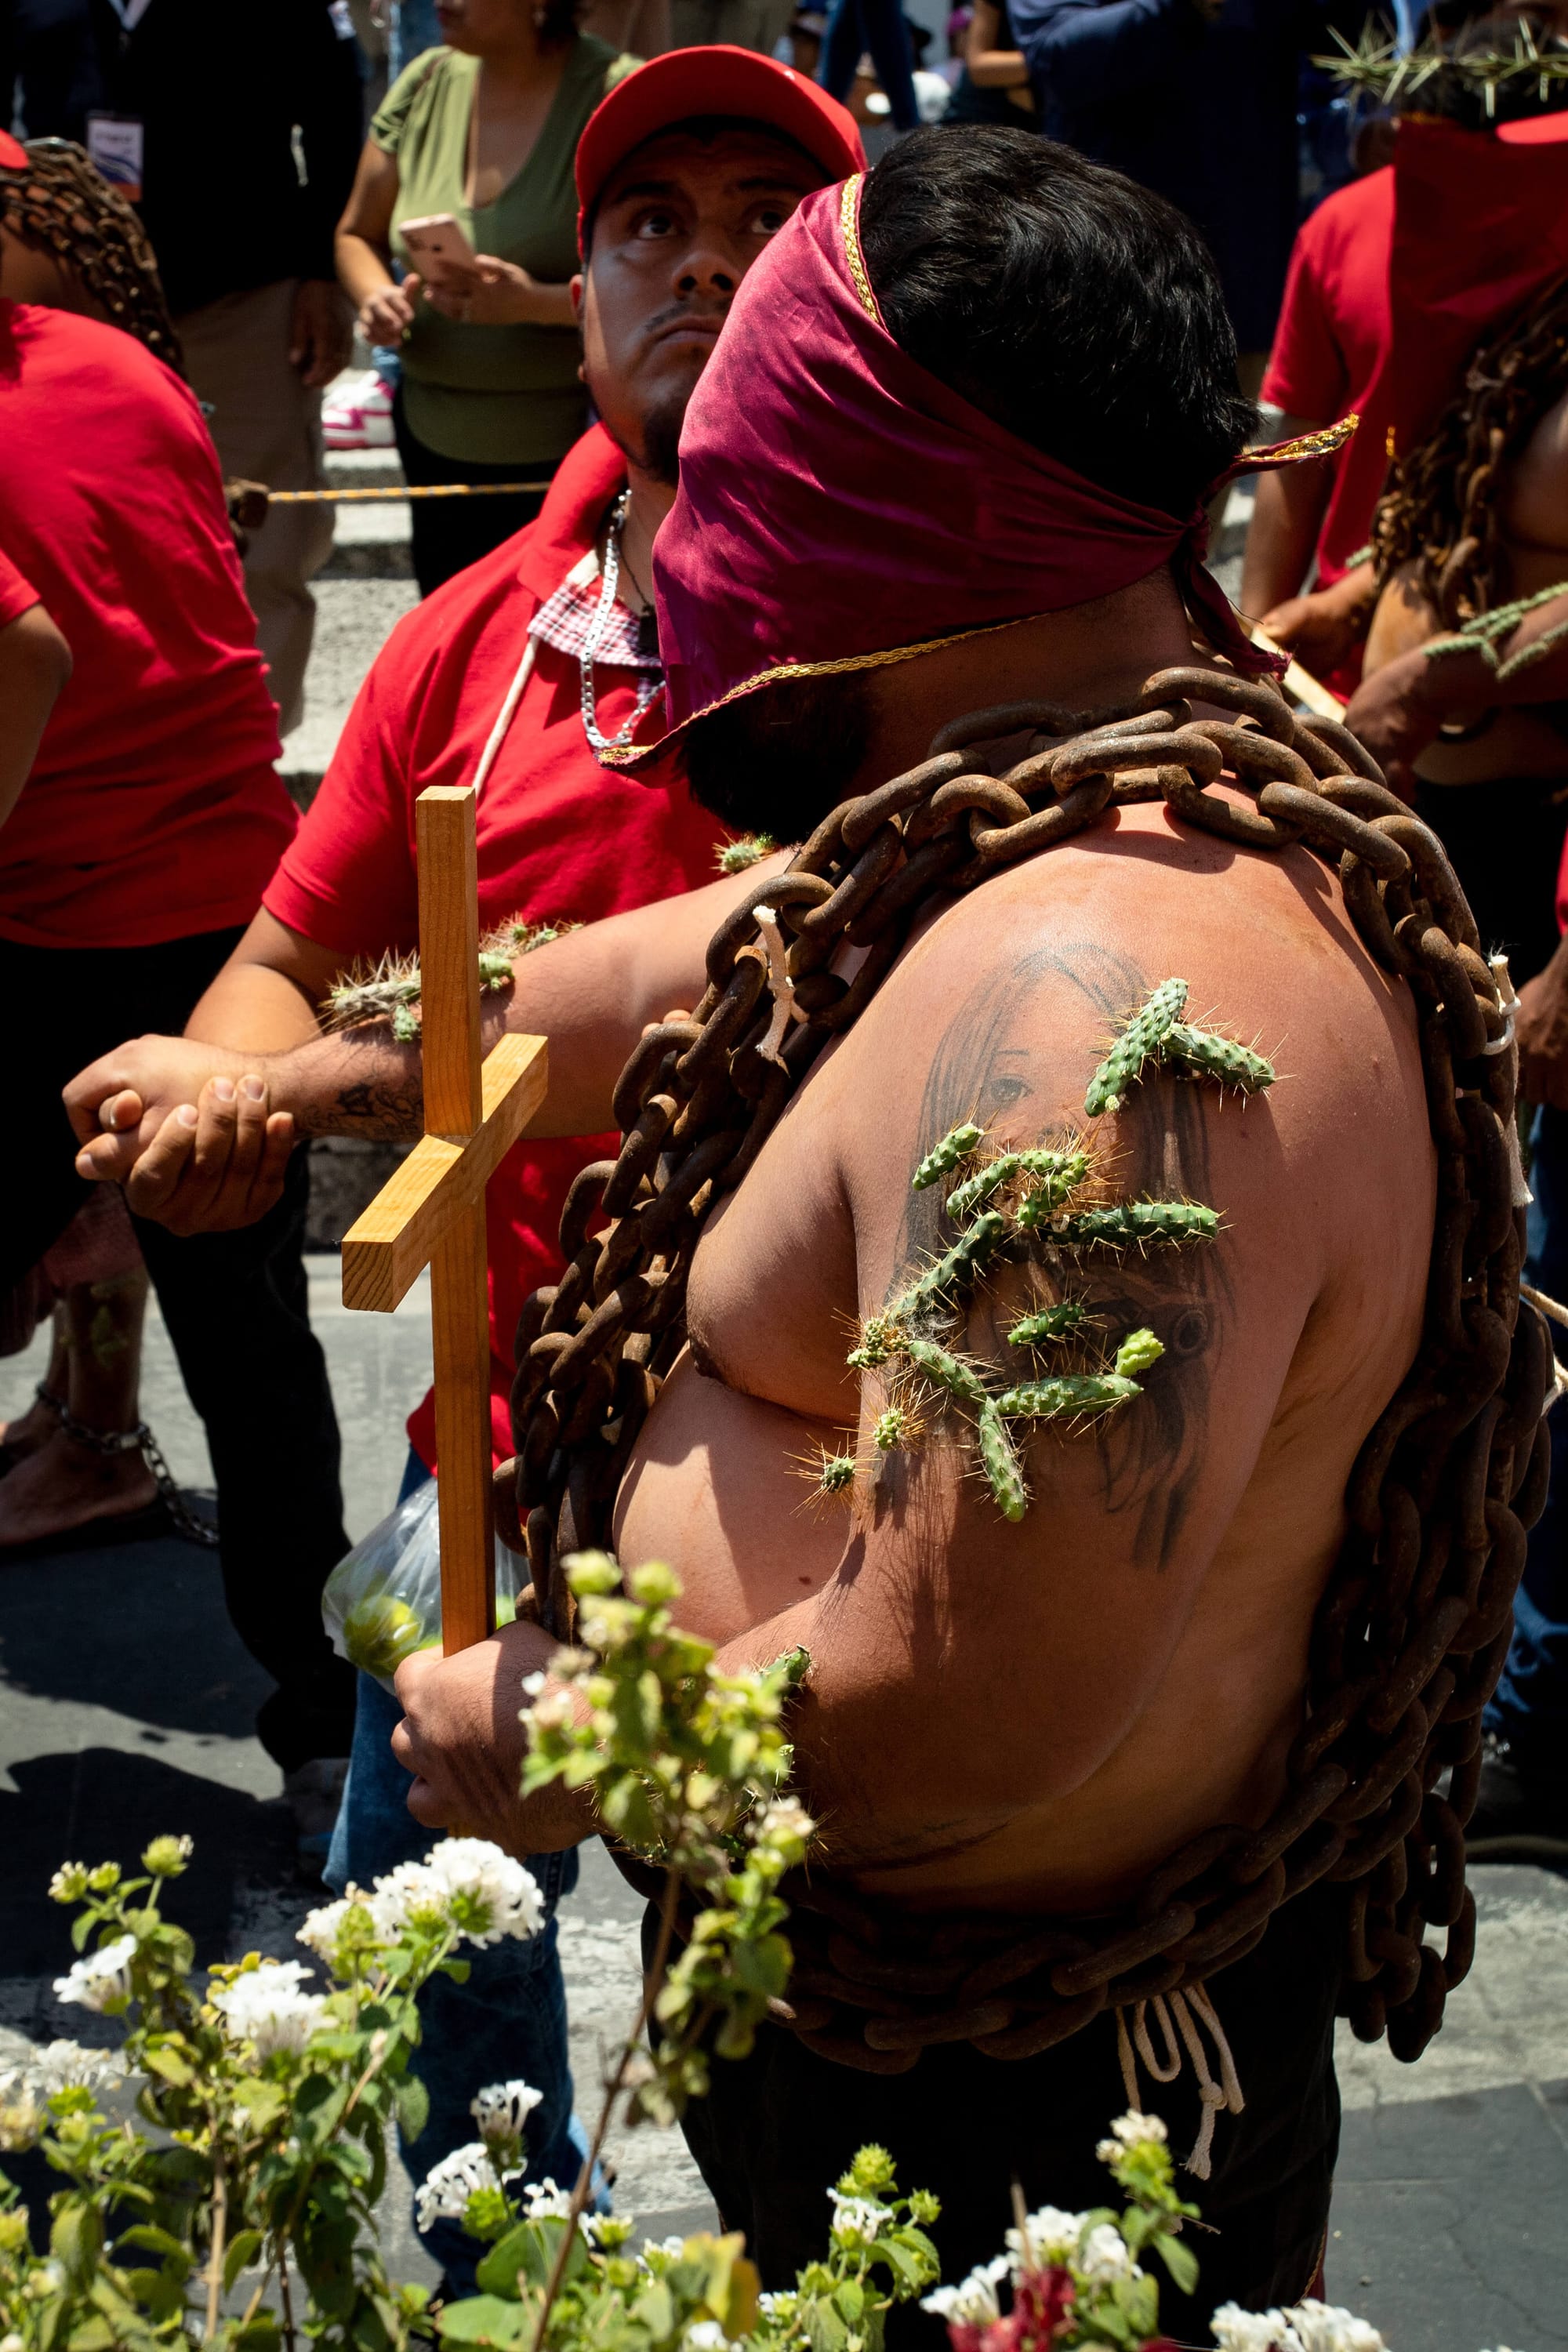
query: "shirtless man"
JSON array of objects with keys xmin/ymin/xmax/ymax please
[
  {"xmin": 69, "ymin": 131, "xmax": 1490, "ymax": 2324},
  {"xmin": 1342, "ymin": 271, "xmax": 1568, "ymax": 1865}
]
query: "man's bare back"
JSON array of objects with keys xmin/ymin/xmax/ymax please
[{"xmin": 614, "ymin": 801, "xmax": 1433, "ymax": 1916}]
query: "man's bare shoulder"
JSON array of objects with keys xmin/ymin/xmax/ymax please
[{"xmin": 833, "ymin": 800, "xmax": 1432, "ymax": 1315}]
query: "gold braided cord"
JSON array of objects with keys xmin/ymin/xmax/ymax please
[
  {"xmin": 597, "ymin": 614, "xmax": 1038, "ymax": 768},
  {"xmin": 839, "ymin": 172, "xmax": 882, "ymax": 325},
  {"xmin": 1372, "ymin": 271, "xmax": 1568, "ymax": 626},
  {"xmin": 0, "ymin": 139, "xmax": 180, "ymax": 374}
]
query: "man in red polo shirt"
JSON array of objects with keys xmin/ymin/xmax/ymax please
[{"xmin": 68, "ymin": 49, "xmax": 862, "ymax": 2279}]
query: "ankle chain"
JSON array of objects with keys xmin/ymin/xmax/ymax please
[{"xmin": 49, "ymin": 1395, "xmax": 219, "ymax": 1548}]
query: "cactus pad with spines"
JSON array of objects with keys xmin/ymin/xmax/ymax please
[
  {"xmin": 1164, "ymin": 1023, "xmax": 1275, "ymax": 1094},
  {"xmin": 977, "ymin": 1399, "xmax": 1028, "ymax": 1522},
  {"xmin": 1113, "ymin": 1327, "xmax": 1166, "ymax": 1377},
  {"xmin": 1058, "ymin": 1200, "xmax": 1219, "ymax": 1247},
  {"xmin": 996, "ymin": 1371, "xmax": 1145, "ymax": 1419},
  {"xmin": 895, "ymin": 1209, "xmax": 1009, "ymax": 1319},
  {"xmin": 903, "ymin": 1338, "xmax": 989, "ymax": 1409},
  {"xmin": 1007, "ymin": 1301, "xmax": 1088, "ymax": 1347},
  {"xmin": 910, "ymin": 1121, "xmax": 985, "ymax": 1189},
  {"xmin": 1084, "ymin": 978, "xmax": 1190, "ymax": 1116},
  {"xmin": 945, "ymin": 1155, "xmax": 1023, "ymax": 1222}
]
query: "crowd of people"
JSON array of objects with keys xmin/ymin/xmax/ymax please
[{"xmin": 2, "ymin": 0, "xmax": 1567, "ymax": 2330}]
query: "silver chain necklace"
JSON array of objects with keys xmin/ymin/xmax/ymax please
[{"xmin": 579, "ymin": 490, "xmax": 660, "ymax": 754}]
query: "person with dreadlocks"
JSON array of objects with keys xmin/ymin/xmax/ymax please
[
  {"xmin": 0, "ymin": 129, "xmax": 359, "ymax": 1856},
  {"xmin": 60, "ymin": 126, "xmax": 1504, "ymax": 2328},
  {"xmin": 1334, "ymin": 87, "xmax": 1568, "ymax": 1861}
]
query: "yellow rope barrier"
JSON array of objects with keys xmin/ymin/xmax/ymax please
[{"xmin": 263, "ymin": 481, "xmax": 554, "ymax": 503}]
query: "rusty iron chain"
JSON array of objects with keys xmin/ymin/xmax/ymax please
[{"xmin": 504, "ymin": 663, "xmax": 1551, "ymax": 2074}]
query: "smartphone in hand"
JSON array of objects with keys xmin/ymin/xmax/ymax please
[{"xmin": 400, "ymin": 212, "xmax": 479, "ymax": 290}]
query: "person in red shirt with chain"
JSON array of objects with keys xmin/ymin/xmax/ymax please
[{"xmin": 68, "ymin": 49, "xmax": 862, "ymax": 2285}]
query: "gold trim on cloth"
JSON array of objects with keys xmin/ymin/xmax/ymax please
[
  {"xmin": 840, "ymin": 173, "xmax": 882, "ymax": 325},
  {"xmin": 598, "ymin": 617, "xmax": 1033, "ymax": 766}
]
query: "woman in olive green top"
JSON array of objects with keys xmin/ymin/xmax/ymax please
[{"xmin": 336, "ymin": 0, "xmax": 633, "ymax": 592}]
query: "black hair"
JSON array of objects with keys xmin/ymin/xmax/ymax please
[
  {"xmin": 583, "ymin": 114, "xmax": 824, "ymax": 254},
  {"xmin": 684, "ymin": 670, "xmax": 875, "ymax": 840},
  {"xmin": 857, "ymin": 125, "xmax": 1255, "ymax": 515}
]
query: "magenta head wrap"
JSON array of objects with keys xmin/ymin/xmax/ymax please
[{"xmin": 605, "ymin": 177, "xmax": 1353, "ymax": 769}]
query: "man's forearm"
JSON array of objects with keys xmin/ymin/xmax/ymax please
[
  {"xmin": 276, "ymin": 1026, "xmax": 426, "ymax": 1140},
  {"xmin": 1240, "ymin": 452, "xmax": 1330, "ymax": 618}
]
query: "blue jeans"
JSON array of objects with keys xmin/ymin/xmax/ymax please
[
  {"xmin": 1486, "ymin": 1105, "xmax": 1568, "ymax": 1780},
  {"xmin": 816, "ymin": 0, "xmax": 918, "ymax": 130},
  {"xmin": 389, "ymin": 0, "xmax": 444, "ymax": 75},
  {"xmin": 325, "ymin": 1459, "xmax": 590, "ymax": 2285}
]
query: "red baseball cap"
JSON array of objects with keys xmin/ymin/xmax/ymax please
[
  {"xmin": 0, "ymin": 130, "xmax": 27, "ymax": 171},
  {"xmin": 575, "ymin": 46, "xmax": 864, "ymax": 254}
]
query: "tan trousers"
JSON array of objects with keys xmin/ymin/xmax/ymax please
[
  {"xmin": 669, "ymin": 0, "xmax": 793, "ymax": 49},
  {"xmin": 176, "ymin": 278, "xmax": 335, "ymax": 738}
]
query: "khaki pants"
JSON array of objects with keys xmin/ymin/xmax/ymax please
[
  {"xmin": 176, "ymin": 278, "xmax": 335, "ymax": 738},
  {"xmin": 670, "ymin": 0, "xmax": 793, "ymax": 49}
]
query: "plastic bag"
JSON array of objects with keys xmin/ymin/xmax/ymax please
[{"xmin": 321, "ymin": 1479, "xmax": 525, "ymax": 1690}]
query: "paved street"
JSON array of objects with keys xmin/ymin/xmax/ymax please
[{"xmin": 2, "ymin": 1269, "xmax": 1566, "ymax": 2341}]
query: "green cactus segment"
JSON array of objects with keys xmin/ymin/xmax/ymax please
[
  {"xmin": 1084, "ymin": 978, "xmax": 1190, "ymax": 1116},
  {"xmin": 504, "ymin": 918, "xmax": 580, "ymax": 956},
  {"xmin": 716, "ymin": 832, "xmax": 777, "ymax": 874},
  {"xmin": 996, "ymin": 1373, "xmax": 1143, "ymax": 1419},
  {"xmin": 342, "ymin": 1595, "xmax": 428, "ymax": 1680},
  {"xmin": 895, "ymin": 1209, "xmax": 1009, "ymax": 1319},
  {"xmin": 847, "ymin": 1312, "xmax": 904, "ymax": 1372},
  {"xmin": 1113, "ymin": 1326, "xmax": 1166, "ymax": 1378},
  {"xmin": 1165, "ymin": 1024, "xmax": 1276, "ymax": 1093},
  {"xmin": 1058, "ymin": 1200, "xmax": 1219, "ymax": 1247},
  {"xmin": 817, "ymin": 1452, "xmax": 857, "ymax": 1496},
  {"xmin": 977, "ymin": 1399, "xmax": 1028, "ymax": 1523},
  {"xmin": 873, "ymin": 1406, "xmax": 920, "ymax": 1453},
  {"xmin": 945, "ymin": 1154, "xmax": 1022, "ymax": 1222},
  {"xmin": 1015, "ymin": 1150, "xmax": 1095, "ymax": 1229},
  {"xmin": 910, "ymin": 1121, "xmax": 985, "ymax": 1190},
  {"xmin": 477, "ymin": 949, "xmax": 514, "ymax": 992},
  {"xmin": 904, "ymin": 1338, "xmax": 990, "ymax": 1408},
  {"xmin": 1007, "ymin": 1300, "xmax": 1088, "ymax": 1347}
]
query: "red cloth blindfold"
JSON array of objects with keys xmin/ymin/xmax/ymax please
[{"xmin": 607, "ymin": 177, "xmax": 1352, "ymax": 768}]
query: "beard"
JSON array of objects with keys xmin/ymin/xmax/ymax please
[
  {"xmin": 632, "ymin": 388, "xmax": 686, "ymax": 488},
  {"xmin": 681, "ymin": 670, "xmax": 875, "ymax": 844}
]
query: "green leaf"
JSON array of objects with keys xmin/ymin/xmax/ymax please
[
  {"xmin": 798, "ymin": 2292, "xmax": 851, "ymax": 2352},
  {"xmin": 834, "ymin": 2280, "xmax": 865, "ymax": 2324},
  {"xmin": 140, "ymin": 2043, "xmax": 194, "ymax": 2089},
  {"xmin": 230, "ymin": 2078, "xmax": 289, "ymax": 2134},
  {"xmin": 53, "ymin": 2201, "xmax": 103, "ymax": 2290},
  {"xmin": 223, "ymin": 2229, "xmax": 264, "ymax": 2292},
  {"xmin": 437, "ymin": 2293, "xmax": 536, "ymax": 2345},
  {"xmin": 1153, "ymin": 2233, "xmax": 1199, "ymax": 2296},
  {"xmin": 115, "ymin": 2224, "xmax": 191, "ymax": 2272},
  {"xmin": 393, "ymin": 2072, "xmax": 430, "ymax": 2147},
  {"xmin": 477, "ymin": 2216, "xmax": 590, "ymax": 2298}
]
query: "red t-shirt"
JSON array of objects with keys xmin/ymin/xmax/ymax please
[
  {"xmin": 0, "ymin": 302, "xmax": 294, "ymax": 949},
  {"xmin": 264, "ymin": 423, "xmax": 728, "ymax": 1468},
  {"xmin": 0, "ymin": 545, "xmax": 40, "ymax": 628},
  {"xmin": 1261, "ymin": 169, "xmax": 1394, "ymax": 590}
]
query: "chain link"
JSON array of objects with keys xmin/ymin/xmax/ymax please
[
  {"xmin": 507, "ymin": 665, "xmax": 1550, "ymax": 2072},
  {"xmin": 36, "ymin": 1384, "xmax": 219, "ymax": 1549}
]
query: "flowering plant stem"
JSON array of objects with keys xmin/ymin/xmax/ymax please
[{"xmin": 529, "ymin": 1871, "xmax": 681, "ymax": 2352}]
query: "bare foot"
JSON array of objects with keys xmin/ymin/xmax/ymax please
[
  {"xmin": 0, "ymin": 1392, "xmax": 61, "ymax": 1463},
  {"xmin": 0, "ymin": 1427, "xmax": 158, "ymax": 1551}
]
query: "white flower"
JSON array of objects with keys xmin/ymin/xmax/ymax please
[
  {"xmin": 1212, "ymin": 2304, "xmax": 1303, "ymax": 2352},
  {"xmin": 1095, "ymin": 2109, "xmax": 1169, "ymax": 2164},
  {"xmin": 367, "ymin": 1860, "xmax": 451, "ymax": 1940},
  {"xmin": 757, "ymin": 2292, "xmax": 797, "ymax": 2318},
  {"xmin": 754, "ymin": 1797, "xmax": 815, "ymax": 1851},
  {"xmin": 470, "ymin": 2078, "xmax": 544, "ymax": 2147},
  {"xmin": 1077, "ymin": 2223, "xmax": 1141, "ymax": 2285},
  {"xmin": 53, "ymin": 1933, "xmax": 137, "ymax": 2014},
  {"xmin": 921, "ymin": 2257, "xmax": 1010, "ymax": 2323},
  {"xmin": 47, "ymin": 1865, "xmax": 90, "ymax": 1904},
  {"xmin": 415, "ymin": 2141, "xmax": 517, "ymax": 2233},
  {"xmin": 684, "ymin": 2324, "xmax": 727, "ymax": 2351},
  {"xmin": 296, "ymin": 1894, "xmax": 360, "ymax": 1962},
  {"xmin": 517, "ymin": 2178, "xmax": 609, "ymax": 2241},
  {"xmin": 1006, "ymin": 2205, "xmax": 1088, "ymax": 2269},
  {"xmin": 646, "ymin": 2235, "xmax": 687, "ymax": 2259},
  {"xmin": 423, "ymin": 1840, "xmax": 543, "ymax": 1946},
  {"xmin": 828, "ymin": 2190, "xmax": 895, "ymax": 2245},
  {"xmin": 0, "ymin": 2091, "xmax": 41, "ymax": 2153},
  {"xmin": 211, "ymin": 1962, "xmax": 329, "ymax": 2058},
  {"xmin": 521, "ymin": 1670, "xmax": 549, "ymax": 1700},
  {"xmin": 1283, "ymin": 2303, "xmax": 1386, "ymax": 2352},
  {"xmin": 16, "ymin": 2041, "xmax": 124, "ymax": 2098}
]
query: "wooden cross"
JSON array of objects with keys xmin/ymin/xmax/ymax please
[{"xmin": 341, "ymin": 786, "xmax": 548, "ymax": 1652}]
